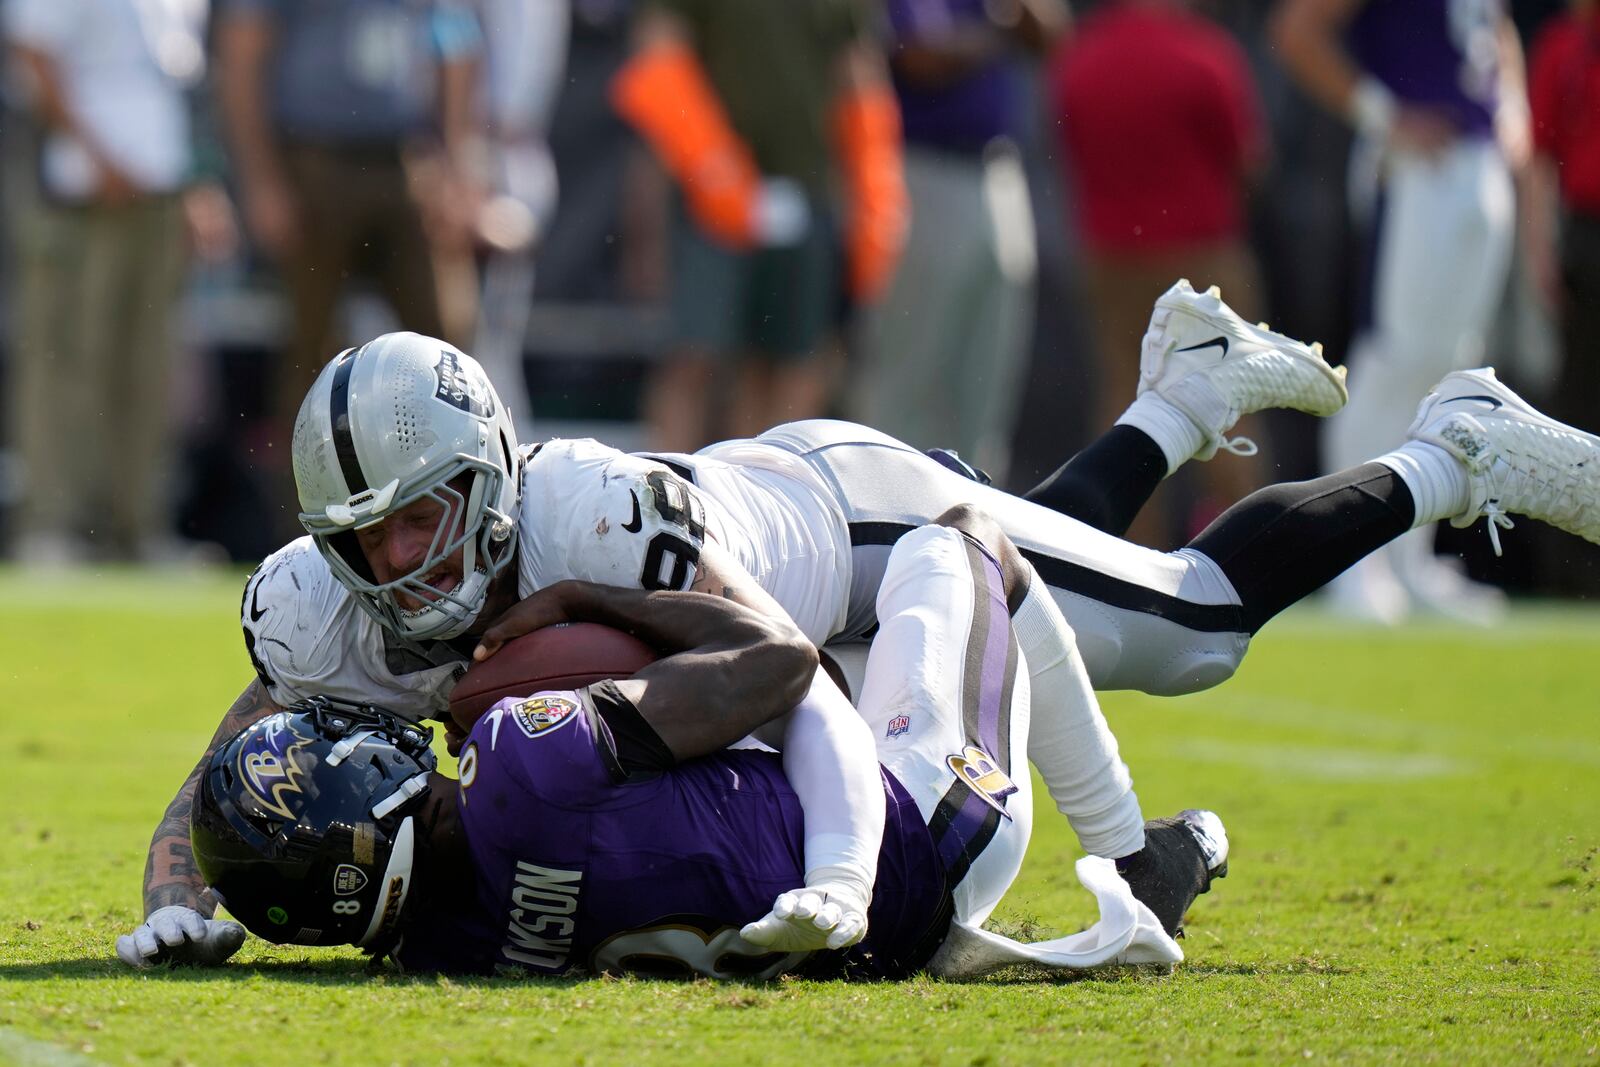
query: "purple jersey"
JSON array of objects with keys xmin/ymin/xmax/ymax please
[
  {"xmin": 888, "ymin": 0, "xmax": 1022, "ymax": 153},
  {"xmin": 1348, "ymin": 0, "xmax": 1501, "ymax": 137},
  {"xmin": 394, "ymin": 690, "xmax": 951, "ymax": 979}
]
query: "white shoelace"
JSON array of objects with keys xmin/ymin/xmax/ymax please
[
  {"xmin": 1218, "ymin": 435, "xmax": 1259, "ymax": 458},
  {"xmin": 1474, "ymin": 443, "xmax": 1581, "ymax": 557},
  {"xmin": 1480, "ymin": 501, "xmax": 1514, "ymax": 557}
]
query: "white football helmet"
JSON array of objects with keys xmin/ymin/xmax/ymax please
[{"xmin": 292, "ymin": 333, "xmax": 522, "ymax": 641}]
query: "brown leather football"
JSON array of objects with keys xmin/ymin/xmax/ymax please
[{"xmin": 447, "ymin": 623, "xmax": 658, "ymax": 730}]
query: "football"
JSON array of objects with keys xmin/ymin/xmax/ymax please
[{"xmin": 446, "ymin": 622, "xmax": 659, "ymax": 729}]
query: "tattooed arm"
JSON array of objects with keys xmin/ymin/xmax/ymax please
[
  {"xmin": 116, "ymin": 679, "xmax": 281, "ymax": 967},
  {"xmin": 142, "ymin": 678, "xmax": 282, "ymax": 913}
]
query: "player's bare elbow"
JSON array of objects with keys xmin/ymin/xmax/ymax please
[{"xmin": 752, "ymin": 614, "xmax": 819, "ymax": 711}]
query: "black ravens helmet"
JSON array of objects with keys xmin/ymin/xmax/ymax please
[{"xmin": 190, "ymin": 697, "xmax": 437, "ymax": 949}]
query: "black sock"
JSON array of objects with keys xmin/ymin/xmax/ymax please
[
  {"xmin": 1023, "ymin": 425, "xmax": 1167, "ymax": 536},
  {"xmin": 1189, "ymin": 463, "xmax": 1416, "ymax": 632}
]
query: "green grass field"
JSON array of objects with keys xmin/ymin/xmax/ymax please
[{"xmin": 3, "ymin": 568, "xmax": 1597, "ymax": 1065}]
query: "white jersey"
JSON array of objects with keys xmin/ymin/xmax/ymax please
[
  {"xmin": 242, "ymin": 538, "xmax": 469, "ymax": 721},
  {"xmin": 244, "ymin": 420, "xmax": 1257, "ymax": 721},
  {"xmin": 518, "ymin": 438, "xmax": 852, "ymax": 645},
  {"xmin": 244, "ymin": 438, "xmax": 854, "ymax": 720}
]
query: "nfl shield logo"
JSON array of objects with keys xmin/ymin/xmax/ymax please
[{"xmin": 886, "ymin": 715, "xmax": 911, "ymax": 738}]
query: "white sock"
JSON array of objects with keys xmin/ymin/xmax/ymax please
[
  {"xmin": 1374, "ymin": 440, "xmax": 1471, "ymax": 528},
  {"xmin": 1116, "ymin": 393, "xmax": 1208, "ymax": 477},
  {"xmin": 1012, "ymin": 570, "xmax": 1146, "ymax": 859}
]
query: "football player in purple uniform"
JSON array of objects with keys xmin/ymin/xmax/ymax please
[
  {"xmin": 190, "ymin": 512, "xmax": 1220, "ymax": 979},
  {"xmin": 122, "ymin": 286, "xmax": 1600, "ymax": 969}
]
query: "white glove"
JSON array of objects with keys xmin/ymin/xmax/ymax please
[
  {"xmin": 739, "ymin": 880, "xmax": 870, "ymax": 952},
  {"xmin": 115, "ymin": 905, "xmax": 246, "ymax": 969},
  {"xmin": 753, "ymin": 177, "xmax": 811, "ymax": 248}
]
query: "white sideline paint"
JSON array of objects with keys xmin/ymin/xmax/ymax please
[{"xmin": 0, "ymin": 1027, "xmax": 99, "ymax": 1067}]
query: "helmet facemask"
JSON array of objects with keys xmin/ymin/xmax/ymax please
[
  {"xmin": 292, "ymin": 333, "xmax": 524, "ymax": 645},
  {"xmin": 305, "ymin": 454, "xmax": 516, "ymax": 642}
]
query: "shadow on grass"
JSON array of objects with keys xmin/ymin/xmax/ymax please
[
  {"xmin": 0, "ymin": 956, "xmax": 583, "ymax": 988},
  {"xmin": 0, "ymin": 955, "xmax": 1360, "ymax": 987},
  {"xmin": 965, "ymin": 956, "xmax": 1358, "ymax": 985},
  {"xmin": 1182, "ymin": 958, "xmax": 1357, "ymax": 978}
]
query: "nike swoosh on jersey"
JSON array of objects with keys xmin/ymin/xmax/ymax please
[
  {"xmin": 248, "ymin": 580, "xmax": 269, "ymax": 623},
  {"xmin": 1439, "ymin": 394, "xmax": 1504, "ymax": 412},
  {"xmin": 1174, "ymin": 336, "xmax": 1230, "ymax": 357},
  {"xmin": 621, "ymin": 491, "xmax": 643, "ymax": 533}
]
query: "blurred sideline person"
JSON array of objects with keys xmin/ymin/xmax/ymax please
[
  {"xmin": 116, "ymin": 288, "xmax": 1600, "ymax": 967},
  {"xmin": 1273, "ymin": 0, "xmax": 1529, "ymax": 623},
  {"xmin": 612, "ymin": 0, "xmax": 908, "ymax": 451},
  {"xmin": 849, "ymin": 0, "xmax": 1068, "ymax": 483},
  {"xmin": 1050, "ymin": 0, "xmax": 1271, "ymax": 549},
  {"xmin": 464, "ymin": 0, "xmax": 570, "ymax": 436},
  {"xmin": 3, "ymin": 0, "xmax": 235, "ymax": 564},
  {"xmin": 1525, "ymin": 0, "xmax": 1600, "ymax": 597},
  {"xmin": 184, "ymin": 518, "xmax": 1224, "ymax": 979},
  {"xmin": 215, "ymin": 0, "xmax": 483, "ymax": 538}
]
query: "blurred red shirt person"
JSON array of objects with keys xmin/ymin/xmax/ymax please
[
  {"xmin": 1529, "ymin": 1, "xmax": 1600, "ymax": 218},
  {"xmin": 1526, "ymin": 0, "xmax": 1600, "ymax": 598},
  {"xmin": 1051, "ymin": 0, "xmax": 1265, "ymax": 254},
  {"xmin": 1047, "ymin": 0, "xmax": 1268, "ymax": 547}
]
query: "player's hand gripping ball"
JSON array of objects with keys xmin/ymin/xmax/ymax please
[{"xmin": 447, "ymin": 622, "xmax": 658, "ymax": 734}]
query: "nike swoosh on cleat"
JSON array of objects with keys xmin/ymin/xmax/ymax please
[
  {"xmin": 1174, "ymin": 336, "xmax": 1229, "ymax": 357},
  {"xmin": 621, "ymin": 491, "xmax": 643, "ymax": 533},
  {"xmin": 1440, "ymin": 394, "xmax": 1504, "ymax": 412}
]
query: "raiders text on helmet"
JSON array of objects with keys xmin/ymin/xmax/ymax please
[{"xmin": 293, "ymin": 333, "xmax": 522, "ymax": 640}]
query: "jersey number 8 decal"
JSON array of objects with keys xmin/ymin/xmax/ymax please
[{"xmin": 333, "ymin": 899, "xmax": 362, "ymax": 915}]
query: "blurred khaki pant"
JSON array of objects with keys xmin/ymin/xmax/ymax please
[
  {"xmin": 853, "ymin": 143, "xmax": 1037, "ymax": 482},
  {"xmin": 11, "ymin": 191, "xmax": 185, "ymax": 554}
]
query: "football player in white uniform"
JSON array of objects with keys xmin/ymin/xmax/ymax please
[{"xmin": 119, "ymin": 282, "xmax": 1600, "ymax": 968}]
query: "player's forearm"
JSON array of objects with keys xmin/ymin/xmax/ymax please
[
  {"xmin": 779, "ymin": 671, "xmax": 885, "ymax": 898},
  {"xmin": 552, "ymin": 579, "xmax": 800, "ymax": 659},
  {"xmin": 557, "ymin": 581, "xmax": 818, "ymax": 754},
  {"xmin": 143, "ymin": 767, "xmax": 212, "ymax": 915},
  {"xmin": 548, "ymin": 577, "xmax": 817, "ymax": 757},
  {"xmin": 141, "ymin": 679, "xmax": 281, "ymax": 915}
]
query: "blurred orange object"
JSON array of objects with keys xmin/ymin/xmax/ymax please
[
  {"xmin": 612, "ymin": 41, "xmax": 759, "ymax": 250},
  {"xmin": 832, "ymin": 86, "xmax": 907, "ymax": 302}
]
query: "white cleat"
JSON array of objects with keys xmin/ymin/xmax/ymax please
[
  {"xmin": 1139, "ymin": 279, "xmax": 1349, "ymax": 460},
  {"xmin": 1409, "ymin": 368, "xmax": 1600, "ymax": 555}
]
